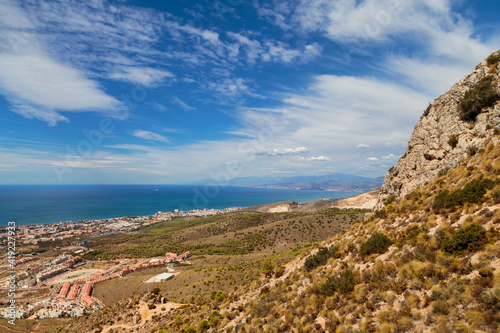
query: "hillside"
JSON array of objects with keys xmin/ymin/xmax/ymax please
[
  {"xmin": 58, "ymin": 142, "xmax": 499, "ymax": 333},
  {"xmin": 56, "ymin": 52, "xmax": 500, "ymax": 333}
]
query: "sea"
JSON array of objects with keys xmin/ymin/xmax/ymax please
[{"xmin": 0, "ymin": 185, "xmax": 358, "ymax": 226}]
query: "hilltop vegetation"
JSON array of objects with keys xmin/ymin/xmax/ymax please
[
  {"xmin": 83, "ymin": 208, "xmax": 368, "ymax": 260},
  {"xmin": 58, "ymin": 207, "xmax": 370, "ymax": 333}
]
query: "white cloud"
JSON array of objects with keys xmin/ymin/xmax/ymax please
[
  {"xmin": 308, "ymin": 155, "xmax": 330, "ymax": 161},
  {"xmin": 165, "ymin": 21, "xmax": 220, "ymax": 44},
  {"xmin": 257, "ymin": 147, "xmax": 309, "ymax": 156},
  {"xmin": 292, "ymin": 0, "xmax": 451, "ymax": 42},
  {"xmin": 227, "ymin": 32, "xmax": 321, "ymax": 65},
  {"xmin": 108, "ymin": 66, "xmax": 174, "ymax": 86},
  {"xmin": 290, "ymin": 0, "xmax": 495, "ymax": 71},
  {"xmin": 151, "ymin": 102, "xmax": 168, "ymax": 111},
  {"xmin": 172, "ymin": 97, "xmax": 196, "ymax": 112},
  {"xmin": 382, "ymin": 153, "xmax": 398, "ymax": 159},
  {"xmin": 255, "ymin": 2, "xmax": 292, "ymax": 31},
  {"xmin": 384, "ymin": 57, "xmax": 476, "ymax": 96},
  {"xmin": 384, "ymin": 141, "xmax": 407, "ymax": 148},
  {"xmin": 130, "ymin": 130, "xmax": 170, "ymax": 143},
  {"xmin": 234, "ymin": 73, "xmax": 428, "ymax": 175},
  {"xmin": 367, "ymin": 157, "xmax": 379, "ymax": 161},
  {"xmin": 104, "ymin": 144, "xmax": 155, "ymax": 152},
  {"xmin": 10, "ymin": 104, "xmax": 69, "ymax": 127},
  {"xmin": 0, "ymin": 0, "xmax": 123, "ymax": 125},
  {"xmin": 264, "ymin": 41, "xmax": 300, "ymax": 63},
  {"xmin": 303, "ymin": 43, "xmax": 323, "ymax": 59},
  {"xmin": 206, "ymin": 77, "xmax": 263, "ymax": 100},
  {"xmin": 0, "ymin": 53, "xmax": 121, "ymax": 110}
]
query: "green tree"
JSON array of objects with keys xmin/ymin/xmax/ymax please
[{"xmin": 359, "ymin": 233, "xmax": 392, "ymax": 256}]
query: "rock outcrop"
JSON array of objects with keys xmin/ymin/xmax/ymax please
[{"xmin": 375, "ymin": 50, "xmax": 500, "ymax": 209}]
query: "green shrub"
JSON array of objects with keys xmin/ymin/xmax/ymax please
[
  {"xmin": 373, "ymin": 209, "xmax": 387, "ymax": 219},
  {"xmin": 468, "ymin": 146, "xmax": 478, "ymax": 156},
  {"xmin": 487, "ymin": 54, "xmax": 500, "ymax": 66},
  {"xmin": 432, "ymin": 300, "xmax": 449, "ymax": 315},
  {"xmin": 433, "ymin": 178, "xmax": 495, "ymax": 209},
  {"xmin": 458, "ymin": 76, "xmax": 499, "ymax": 122},
  {"xmin": 261, "ymin": 258, "xmax": 276, "ymax": 275},
  {"xmin": 384, "ymin": 194, "xmax": 396, "ymax": 206},
  {"xmin": 448, "ymin": 135, "xmax": 459, "ymax": 148},
  {"xmin": 319, "ymin": 269, "xmax": 355, "ymax": 296},
  {"xmin": 359, "ymin": 233, "xmax": 392, "ymax": 256},
  {"xmin": 404, "ymin": 225, "xmax": 422, "ymax": 245},
  {"xmin": 442, "ymin": 223, "xmax": 488, "ymax": 254},
  {"xmin": 423, "ymin": 103, "xmax": 432, "ymax": 117},
  {"xmin": 209, "ymin": 310, "xmax": 221, "ymax": 327},
  {"xmin": 304, "ymin": 246, "xmax": 338, "ymax": 271},
  {"xmin": 438, "ymin": 168, "xmax": 450, "ymax": 177},
  {"xmin": 184, "ymin": 326, "xmax": 196, "ymax": 333},
  {"xmin": 210, "ymin": 290, "xmax": 227, "ymax": 302},
  {"xmin": 482, "ymin": 289, "xmax": 500, "ymax": 310},
  {"xmin": 198, "ymin": 319, "xmax": 209, "ymax": 332},
  {"xmin": 274, "ymin": 265, "xmax": 285, "ymax": 278}
]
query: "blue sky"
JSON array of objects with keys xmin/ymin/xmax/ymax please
[{"xmin": 0, "ymin": 0, "xmax": 499, "ymax": 184}]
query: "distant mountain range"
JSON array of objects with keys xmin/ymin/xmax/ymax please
[{"xmin": 188, "ymin": 173, "xmax": 385, "ymax": 191}]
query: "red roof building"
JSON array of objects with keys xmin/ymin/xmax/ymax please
[
  {"xmin": 80, "ymin": 294, "xmax": 97, "ymax": 307},
  {"xmin": 57, "ymin": 282, "xmax": 71, "ymax": 298},
  {"xmin": 164, "ymin": 252, "xmax": 177, "ymax": 262},
  {"xmin": 177, "ymin": 251, "xmax": 191, "ymax": 261},
  {"xmin": 81, "ymin": 282, "xmax": 93, "ymax": 296},
  {"xmin": 67, "ymin": 284, "xmax": 80, "ymax": 300}
]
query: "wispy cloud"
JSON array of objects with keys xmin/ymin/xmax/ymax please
[
  {"xmin": 226, "ymin": 32, "xmax": 321, "ymax": 64},
  {"xmin": 172, "ymin": 97, "xmax": 196, "ymax": 112},
  {"xmin": 384, "ymin": 141, "xmax": 407, "ymax": 148},
  {"xmin": 151, "ymin": 102, "xmax": 168, "ymax": 112},
  {"xmin": 108, "ymin": 66, "xmax": 175, "ymax": 86},
  {"xmin": 130, "ymin": 130, "xmax": 170, "ymax": 143},
  {"xmin": 104, "ymin": 144, "xmax": 155, "ymax": 152},
  {"xmin": 382, "ymin": 153, "xmax": 398, "ymax": 159},
  {"xmin": 256, "ymin": 147, "xmax": 309, "ymax": 156},
  {"xmin": 356, "ymin": 143, "xmax": 370, "ymax": 149},
  {"xmin": 0, "ymin": 0, "xmax": 123, "ymax": 125}
]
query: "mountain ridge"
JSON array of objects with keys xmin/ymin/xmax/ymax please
[
  {"xmin": 183, "ymin": 173, "xmax": 384, "ymax": 192},
  {"xmin": 375, "ymin": 50, "xmax": 500, "ymax": 209}
]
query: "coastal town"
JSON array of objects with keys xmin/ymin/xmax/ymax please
[
  {"xmin": 0, "ymin": 206, "xmax": 238, "ymax": 320},
  {"xmin": 1, "ymin": 206, "xmax": 241, "ymax": 247},
  {"xmin": 0, "ymin": 250, "xmax": 191, "ymax": 319}
]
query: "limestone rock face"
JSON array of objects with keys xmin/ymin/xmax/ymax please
[{"xmin": 375, "ymin": 51, "xmax": 500, "ymax": 210}]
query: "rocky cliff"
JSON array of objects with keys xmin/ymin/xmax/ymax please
[{"xmin": 375, "ymin": 50, "xmax": 500, "ymax": 210}]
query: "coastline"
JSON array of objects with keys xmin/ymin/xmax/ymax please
[{"xmin": 0, "ymin": 184, "xmax": 357, "ymax": 226}]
